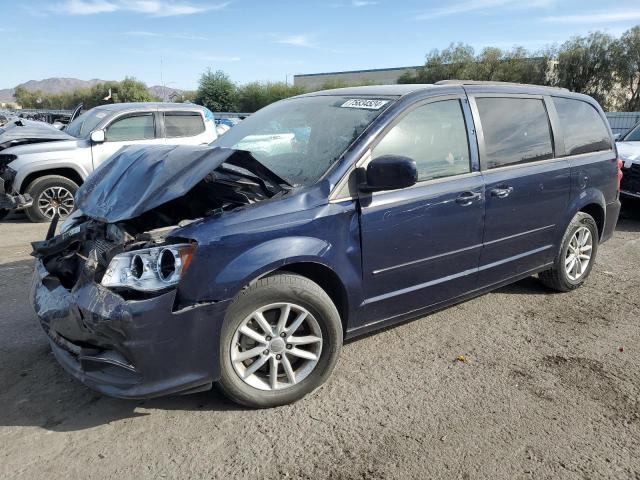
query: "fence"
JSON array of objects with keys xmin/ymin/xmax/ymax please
[{"xmin": 606, "ymin": 112, "xmax": 640, "ymax": 137}]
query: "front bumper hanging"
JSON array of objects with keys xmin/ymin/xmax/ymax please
[{"xmin": 31, "ymin": 259, "xmax": 231, "ymax": 399}]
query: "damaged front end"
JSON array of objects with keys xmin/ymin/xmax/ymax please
[
  {"xmin": 0, "ymin": 154, "xmax": 32, "ymax": 211},
  {"xmin": 30, "ymin": 144, "xmax": 288, "ymax": 398}
]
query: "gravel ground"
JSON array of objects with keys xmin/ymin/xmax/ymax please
[{"xmin": 1, "ymin": 204, "xmax": 639, "ymax": 480}]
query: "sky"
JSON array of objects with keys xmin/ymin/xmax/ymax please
[{"xmin": 1, "ymin": 0, "xmax": 639, "ymax": 90}]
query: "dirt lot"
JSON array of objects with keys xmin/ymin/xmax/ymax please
[{"xmin": 1, "ymin": 204, "xmax": 639, "ymax": 480}]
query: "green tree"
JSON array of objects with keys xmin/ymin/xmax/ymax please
[
  {"xmin": 236, "ymin": 82, "xmax": 306, "ymax": 112},
  {"xmin": 399, "ymin": 43, "xmax": 476, "ymax": 83},
  {"xmin": 112, "ymin": 77, "xmax": 156, "ymax": 103},
  {"xmin": 553, "ymin": 32, "xmax": 616, "ymax": 108},
  {"xmin": 195, "ymin": 69, "xmax": 237, "ymax": 112},
  {"xmin": 614, "ymin": 26, "xmax": 640, "ymax": 111}
]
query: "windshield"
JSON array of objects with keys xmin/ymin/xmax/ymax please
[
  {"xmin": 623, "ymin": 122, "xmax": 640, "ymax": 142},
  {"xmin": 212, "ymin": 95, "xmax": 393, "ymax": 186},
  {"xmin": 65, "ymin": 108, "xmax": 110, "ymax": 138}
]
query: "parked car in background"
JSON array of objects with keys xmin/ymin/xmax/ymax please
[
  {"xmin": 0, "ymin": 102, "xmax": 217, "ymax": 222},
  {"xmin": 616, "ymin": 120, "xmax": 640, "ymax": 199},
  {"xmin": 31, "ymin": 82, "xmax": 620, "ymax": 407}
]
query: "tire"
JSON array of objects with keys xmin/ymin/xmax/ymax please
[
  {"xmin": 217, "ymin": 273, "xmax": 343, "ymax": 408},
  {"xmin": 0, "ymin": 209, "xmax": 10, "ymax": 221},
  {"xmin": 24, "ymin": 175, "xmax": 78, "ymax": 223},
  {"xmin": 539, "ymin": 212, "xmax": 599, "ymax": 292}
]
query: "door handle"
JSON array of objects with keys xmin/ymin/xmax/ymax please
[
  {"xmin": 456, "ymin": 191, "xmax": 482, "ymax": 206},
  {"xmin": 490, "ymin": 186, "xmax": 514, "ymax": 198}
]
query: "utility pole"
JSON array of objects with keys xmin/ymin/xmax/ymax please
[{"xmin": 160, "ymin": 57, "xmax": 165, "ymax": 101}]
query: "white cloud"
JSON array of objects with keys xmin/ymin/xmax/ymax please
[
  {"xmin": 273, "ymin": 34, "xmax": 315, "ymax": 48},
  {"xmin": 542, "ymin": 10, "xmax": 640, "ymax": 24},
  {"xmin": 51, "ymin": 0, "xmax": 229, "ymax": 16},
  {"xmin": 124, "ymin": 30, "xmax": 160, "ymax": 36},
  {"xmin": 172, "ymin": 33, "xmax": 209, "ymax": 41},
  {"xmin": 193, "ymin": 53, "xmax": 241, "ymax": 62},
  {"xmin": 60, "ymin": 0, "xmax": 118, "ymax": 14},
  {"xmin": 329, "ymin": 1, "xmax": 379, "ymax": 7},
  {"xmin": 415, "ymin": 0, "xmax": 552, "ymax": 20},
  {"xmin": 123, "ymin": 31, "xmax": 209, "ymax": 40}
]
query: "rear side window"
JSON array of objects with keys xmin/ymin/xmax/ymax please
[
  {"xmin": 553, "ymin": 98, "xmax": 611, "ymax": 155},
  {"xmin": 476, "ymin": 97, "xmax": 553, "ymax": 169},
  {"xmin": 372, "ymin": 99, "xmax": 470, "ymax": 182},
  {"xmin": 106, "ymin": 114, "xmax": 155, "ymax": 141},
  {"xmin": 164, "ymin": 112, "xmax": 205, "ymax": 138}
]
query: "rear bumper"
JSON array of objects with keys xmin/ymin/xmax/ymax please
[
  {"xmin": 602, "ymin": 199, "xmax": 621, "ymax": 244},
  {"xmin": 31, "ymin": 260, "xmax": 231, "ymax": 399}
]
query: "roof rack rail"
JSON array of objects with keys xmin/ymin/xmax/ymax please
[{"xmin": 435, "ymin": 80, "xmax": 569, "ymax": 91}]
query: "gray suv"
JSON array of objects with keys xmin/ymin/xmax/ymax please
[{"xmin": 0, "ymin": 102, "xmax": 217, "ymax": 222}]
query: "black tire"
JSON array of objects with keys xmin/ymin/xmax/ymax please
[
  {"xmin": 24, "ymin": 175, "xmax": 78, "ymax": 223},
  {"xmin": 217, "ymin": 273, "xmax": 342, "ymax": 408},
  {"xmin": 0, "ymin": 209, "xmax": 10, "ymax": 221},
  {"xmin": 539, "ymin": 212, "xmax": 599, "ymax": 292}
]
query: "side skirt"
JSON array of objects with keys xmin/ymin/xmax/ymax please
[{"xmin": 344, "ymin": 262, "xmax": 553, "ymax": 341}]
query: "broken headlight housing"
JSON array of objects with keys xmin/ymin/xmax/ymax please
[{"xmin": 101, "ymin": 243, "xmax": 196, "ymax": 292}]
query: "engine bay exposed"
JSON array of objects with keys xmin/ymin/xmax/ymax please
[{"xmin": 32, "ymin": 153, "xmax": 288, "ymax": 295}]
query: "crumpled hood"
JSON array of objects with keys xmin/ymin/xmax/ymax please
[
  {"xmin": 0, "ymin": 119, "xmax": 75, "ymax": 147},
  {"xmin": 76, "ymin": 144, "xmax": 244, "ymax": 223},
  {"xmin": 617, "ymin": 141, "xmax": 640, "ymax": 165}
]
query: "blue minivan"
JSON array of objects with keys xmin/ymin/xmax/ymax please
[{"xmin": 31, "ymin": 82, "xmax": 621, "ymax": 407}]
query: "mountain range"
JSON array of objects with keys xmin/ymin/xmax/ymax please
[{"xmin": 0, "ymin": 78, "xmax": 184, "ymax": 104}]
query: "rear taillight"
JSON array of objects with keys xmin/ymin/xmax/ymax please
[{"xmin": 617, "ymin": 158, "xmax": 623, "ymax": 192}]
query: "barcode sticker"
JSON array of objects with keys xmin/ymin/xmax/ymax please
[{"xmin": 340, "ymin": 99, "xmax": 389, "ymax": 110}]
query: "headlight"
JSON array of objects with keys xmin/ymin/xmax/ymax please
[{"xmin": 101, "ymin": 243, "xmax": 196, "ymax": 291}]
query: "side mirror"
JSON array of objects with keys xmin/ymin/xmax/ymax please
[
  {"xmin": 360, "ymin": 155, "xmax": 418, "ymax": 192},
  {"xmin": 90, "ymin": 129, "xmax": 105, "ymax": 143}
]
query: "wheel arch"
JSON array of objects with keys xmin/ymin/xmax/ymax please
[
  {"xmin": 20, "ymin": 168, "xmax": 84, "ymax": 193},
  {"xmin": 266, "ymin": 262, "xmax": 350, "ymax": 336},
  {"xmin": 563, "ymin": 188, "xmax": 606, "ymax": 243},
  {"xmin": 578, "ymin": 203, "xmax": 605, "ymax": 240}
]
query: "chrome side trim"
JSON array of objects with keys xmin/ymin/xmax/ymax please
[
  {"xmin": 372, "ymin": 243, "xmax": 482, "ymax": 275},
  {"xmin": 363, "ymin": 244, "xmax": 552, "ymax": 306},
  {"xmin": 483, "ymin": 224, "xmax": 555, "ymax": 246}
]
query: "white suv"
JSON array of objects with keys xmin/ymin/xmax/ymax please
[{"xmin": 0, "ymin": 102, "xmax": 217, "ymax": 222}]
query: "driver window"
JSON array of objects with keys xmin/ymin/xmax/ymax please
[
  {"xmin": 372, "ymin": 100, "xmax": 470, "ymax": 182},
  {"xmin": 106, "ymin": 113, "xmax": 155, "ymax": 142}
]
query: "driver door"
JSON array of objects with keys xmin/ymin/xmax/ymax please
[
  {"xmin": 91, "ymin": 111, "xmax": 163, "ymax": 168},
  {"xmin": 358, "ymin": 97, "xmax": 485, "ymax": 325}
]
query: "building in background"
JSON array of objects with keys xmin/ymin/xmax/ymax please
[{"xmin": 293, "ymin": 66, "xmax": 422, "ymax": 90}]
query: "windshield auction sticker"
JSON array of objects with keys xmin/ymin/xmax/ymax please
[{"xmin": 340, "ymin": 99, "xmax": 389, "ymax": 110}]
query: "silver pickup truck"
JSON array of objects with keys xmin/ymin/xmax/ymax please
[{"xmin": 0, "ymin": 102, "xmax": 217, "ymax": 222}]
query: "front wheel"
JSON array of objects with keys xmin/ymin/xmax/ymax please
[
  {"xmin": 24, "ymin": 175, "xmax": 78, "ymax": 223},
  {"xmin": 539, "ymin": 212, "xmax": 599, "ymax": 292},
  {"xmin": 217, "ymin": 273, "xmax": 342, "ymax": 408}
]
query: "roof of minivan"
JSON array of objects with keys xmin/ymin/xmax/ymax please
[
  {"xmin": 96, "ymin": 102, "xmax": 204, "ymax": 112},
  {"xmin": 299, "ymin": 82, "xmax": 591, "ymax": 102}
]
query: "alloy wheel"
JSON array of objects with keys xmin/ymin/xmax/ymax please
[
  {"xmin": 37, "ymin": 186, "xmax": 74, "ymax": 219},
  {"xmin": 230, "ymin": 302, "xmax": 323, "ymax": 391},
  {"xmin": 565, "ymin": 226, "xmax": 593, "ymax": 281}
]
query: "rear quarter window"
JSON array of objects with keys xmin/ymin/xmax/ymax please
[
  {"xmin": 164, "ymin": 112, "xmax": 205, "ymax": 138},
  {"xmin": 476, "ymin": 97, "xmax": 553, "ymax": 169},
  {"xmin": 553, "ymin": 97, "xmax": 611, "ymax": 156}
]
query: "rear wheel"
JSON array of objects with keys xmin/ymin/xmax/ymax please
[
  {"xmin": 217, "ymin": 273, "xmax": 342, "ymax": 408},
  {"xmin": 539, "ymin": 212, "xmax": 599, "ymax": 292},
  {"xmin": 24, "ymin": 175, "xmax": 78, "ymax": 223}
]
